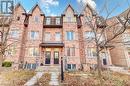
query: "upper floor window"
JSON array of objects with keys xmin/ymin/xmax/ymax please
[
  {"xmin": 5, "ymin": 44, "xmax": 17, "ymax": 56},
  {"xmin": 66, "ymin": 31, "xmax": 74, "ymax": 41},
  {"xmin": 56, "ymin": 18, "xmax": 60, "ymax": 25},
  {"xmin": 85, "ymin": 31, "xmax": 95, "ymax": 40},
  {"xmin": 45, "ymin": 32, "xmax": 51, "ymax": 41},
  {"xmin": 86, "ymin": 47, "xmax": 96, "ymax": 58},
  {"xmin": 34, "ymin": 16, "xmax": 39, "ymax": 23},
  {"xmin": 10, "ymin": 29, "xmax": 19, "ymax": 39},
  {"xmin": 46, "ymin": 18, "xmax": 51, "ymax": 25},
  {"xmin": 28, "ymin": 48, "xmax": 39, "ymax": 57},
  {"xmin": 55, "ymin": 32, "xmax": 61, "ymax": 41},
  {"xmin": 123, "ymin": 33, "xmax": 130, "ymax": 42},
  {"xmin": 17, "ymin": 16, "xmax": 20, "ymax": 21},
  {"xmin": 67, "ymin": 47, "xmax": 75, "ymax": 56},
  {"xmin": 85, "ymin": 16, "xmax": 92, "ymax": 23},
  {"xmin": 67, "ymin": 17, "xmax": 72, "ymax": 22},
  {"xmin": 119, "ymin": 17, "xmax": 126, "ymax": 23},
  {"xmin": 97, "ymin": 34, "xmax": 105, "ymax": 43},
  {"xmin": 30, "ymin": 31, "xmax": 39, "ymax": 40}
]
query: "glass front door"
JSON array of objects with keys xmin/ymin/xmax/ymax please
[
  {"xmin": 54, "ymin": 51, "xmax": 59, "ymax": 64},
  {"xmin": 45, "ymin": 51, "xmax": 51, "ymax": 64}
]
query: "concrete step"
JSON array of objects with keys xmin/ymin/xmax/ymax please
[{"xmin": 36, "ymin": 66, "xmax": 61, "ymax": 72}]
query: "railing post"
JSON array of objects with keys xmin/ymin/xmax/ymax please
[{"xmin": 61, "ymin": 57, "xmax": 64, "ymax": 82}]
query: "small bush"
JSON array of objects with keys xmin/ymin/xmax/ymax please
[{"xmin": 2, "ymin": 61, "xmax": 12, "ymax": 67}]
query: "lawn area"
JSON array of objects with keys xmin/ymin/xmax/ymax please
[
  {"xmin": 60, "ymin": 71, "xmax": 130, "ymax": 86},
  {"xmin": 0, "ymin": 70, "xmax": 35, "ymax": 86}
]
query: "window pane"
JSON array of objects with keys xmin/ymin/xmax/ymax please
[
  {"xmin": 85, "ymin": 16, "xmax": 92, "ymax": 23},
  {"xmin": 56, "ymin": 18, "xmax": 60, "ymax": 25},
  {"xmin": 67, "ymin": 48, "xmax": 70, "ymax": 56},
  {"xmin": 55, "ymin": 32, "xmax": 61, "ymax": 41},
  {"xmin": 46, "ymin": 18, "xmax": 51, "ymax": 25},
  {"xmin": 28, "ymin": 48, "xmax": 39, "ymax": 56},
  {"xmin": 67, "ymin": 64, "xmax": 71, "ymax": 69},
  {"xmin": 67, "ymin": 31, "xmax": 74, "ymax": 40},
  {"xmin": 11, "ymin": 29, "xmax": 19, "ymax": 38},
  {"xmin": 85, "ymin": 31, "xmax": 95, "ymax": 40},
  {"xmin": 87, "ymin": 47, "xmax": 96, "ymax": 58},
  {"xmin": 34, "ymin": 16, "xmax": 39, "ymax": 22},
  {"xmin": 72, "ymin": 64, "xmax": 76, "ymax": 69},
  {"xmin": 45, "ymin": 32, "xmax": 51, "ymax": 41},
  {"xmin": 71, "ymin": 47, "xmax": 75, "ymax": 56},
  {"xmin": 30, "ymin": 31, "xmax": 38, "ymax": 40},
  {"xmin": 32, "ymin": 64, "xmax": 36, "ymax": 69}
]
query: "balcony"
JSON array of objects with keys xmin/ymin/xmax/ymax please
[
  {"xmin": 43, "ymin": 17, "xmax": 63, "ymax": 28},
  {"xmin": 40, "ymin": 42, "xmax": 64, "ymax": 48}
]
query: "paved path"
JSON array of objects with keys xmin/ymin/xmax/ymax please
[
  {"xmin": 109, "ymin": 66, "xmax": 130, "ymax": 75},
  {"xmin": 24, "ymin": 72, "xmax": 44, "ymax": 86},
  {"xmin": 49, "ymin": 72, "xmax": 59, "ymax": 86}
]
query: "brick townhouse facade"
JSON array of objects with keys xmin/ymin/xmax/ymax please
[
  {"xmin": 1, "ymin": 3, "xmax": 113, "ymax": 71},
  {"xmin": 107, "ymin": 8, "xmax": 130, "ymax": 68}
]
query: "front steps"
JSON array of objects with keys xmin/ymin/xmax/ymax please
[{"xmin": 36, "ymin": 65, "xmax": 61, "ymax": 72}]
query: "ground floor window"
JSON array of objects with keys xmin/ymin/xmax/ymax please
[
  {"xmin": 67, "ymin": 64, "xmax": 76, "ymax": 70},
  {"xmin": 25, "ymin": 63, "xmax": 37, "ymax": 70}
]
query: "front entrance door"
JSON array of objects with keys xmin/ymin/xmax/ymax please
[
  {"xmin": 45, "ymin": 51, "xmax": 51, "ymax": 64},
  {"xmin": 54, "ymin": 51, "xmax": 59, "ymax": 64}
]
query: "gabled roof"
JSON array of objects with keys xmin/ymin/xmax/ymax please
[
  {"xmin": 62, "ymin": 4, "xmax": 78, "ymax": 16},
  {"xmin": 81, "ymin": 3, "xmax": 97, "ymax": 16},
  {"xmin": 118, "ymin": 8, "xmax": 130, "ymax": 18},
  {"xmin": 15, "ymin": 3, "xmax": 26, "ymax": 13},
  {"xmin": 28, "ymin": 4, "xmax": 44, "ymax": 15}
]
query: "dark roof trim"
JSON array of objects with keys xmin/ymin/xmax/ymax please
[
  {"xmin": 62, "ymin": 4, "xmax": 78, "ymax": 16},
  {"xmin": 28, "ymin": 4, "xmax": 44, "ymax": 15},
  {"xmin": 15, "ymin": 3, "xmax": 26, "ymax": 13}
]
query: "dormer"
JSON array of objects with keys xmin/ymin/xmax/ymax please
[
  {"xmin": 62, "ymin": 4, "xmax": 78, "ymax": 23},
  {"xmin": 14, "ymin": 3, "xmax": 26, "ymax": 23},
  {"xmin": 28, "ymin": 4, "xmax": 44, "ymax": 24},
  {"xmin": 80, "ymin": 4, "xmax": 97, "ymax": 26}
]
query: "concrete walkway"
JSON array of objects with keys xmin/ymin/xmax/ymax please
[
  {"xmin": 109, "ymin": 66, "xmax": 130, "ymax": 75},
  {"xmin": 24, "ymin": 72, "xmax": 44, "ymax": 86},
  {"xmin": 49, "ymin": 72, "xmax": 59, "ymax": 86}
]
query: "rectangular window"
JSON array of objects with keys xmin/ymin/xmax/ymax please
[
  {"xmin": 6, "ymin": 44, "xmax": 16, "ymax": 56},
  {"xmin": 67, "ymin": 17, "xmax": 72, "ymax": 22},
  {"xmin": 123, "ymin": 33, "xmax": 130, "ymax": 42},
  {"xmin": 67, "ymin": 64, "xmax": 76, "ymax": 70},
  {"xmin": 56, "ymin": 18, "xmax": 60, "ymax": 25},
  {"xmin": 67, "ymin": 48, "xmax": 70, "ymax": 56},
  {"xmin": 87, "ymin": 47, "xmax": 96, "ymax": 58},
  {"xmin": 85, "ymin": 31, "xmax": 95, "ymax": 40},
  {"xmin": 66, "ymin": 31, "xmax": 74, "ymax": 40},
  {"xmin": 10, "ymin": 29, "xmax": 19, "ymax": 39},
  {"xmin": 45, "ymin": 32, "xmax": 51, "ymax": 41},
  {"xmin": 55, "ymin": 32, "xmax": 61, "ymax": 41},
  {"xmin": 67, "ymin": 47, "xmax": 75, "ymax": 56},
  {"xmin": 46, "ymin": 18, "xmax": 51, "ymax": 25},
  {"xmin": 85, "ymin": 16, "xmax": 92, "ymax": 23},
  {"xmin": 28, "ymin": 48, "xmax": 39, "ymax": 57},
  {"xmin": 32, "ymin": 64, "xmax": 37, "ymax": 69},
  {"xmin": 97, "ymin": 34, "xmax": 104, "ymax": 43},
  {"xmin": 30, "ymin": 31, "xmax": 39, "ymax": 40},
  {"xmin": 34, "ymin": 16, "xmax": 39, "ymax": 22}
]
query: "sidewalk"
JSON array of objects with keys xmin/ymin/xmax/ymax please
[
  {"xmin": 24, "ymin": 72, "xmax": 44, "ymax": 86},
  {"xmin": 109, "ymin": 66, "xmax": 130, "ymax": 75},
  {"xmin": 49, "ymin": 72, "xmax": 59, "ymax": 86}
]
